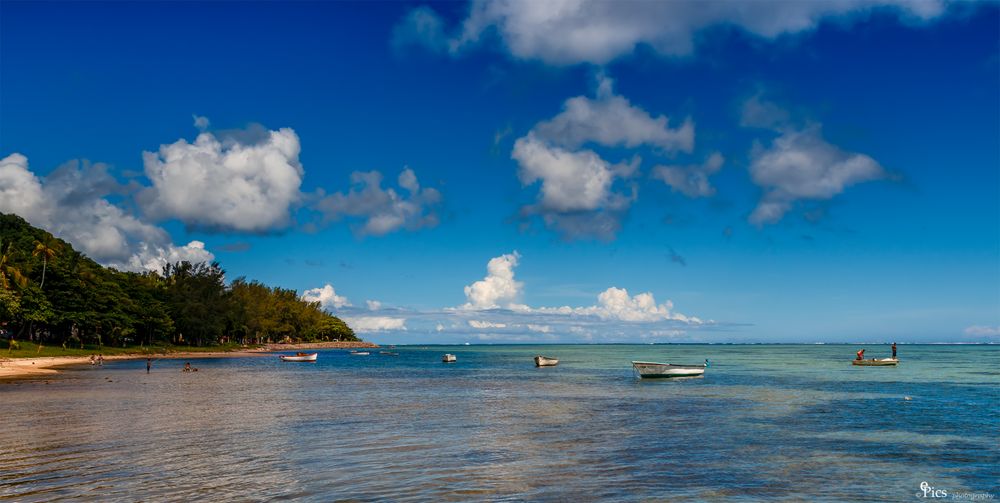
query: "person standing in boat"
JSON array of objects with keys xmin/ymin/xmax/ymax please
[
  {"xmin": 856, "ymin": 349, "xmax": 865, "ymax": 360},
  {"xmin": 891, "ymin": 342, "xmax": 897, "ymax": 358}
]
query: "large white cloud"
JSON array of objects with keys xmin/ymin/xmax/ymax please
[
  {"xmin": 301, "ymin": 284, "xmax": 352, "ymax": 310},
  {"xmin": 748, "ymin": 125, "xmax": 886, "ymax": 225},
  {"xmin": 315, "ymin": 168, "xmax": 442, "ymax": 237},
  {"xmin": 138, "ymin": 126, "xmax": 304, "ymax": 233},
  {"xmin": 403, "ymin": 0, "xmax": 945, "ymax": 65},
  {"xmin": 461, "ymin": 251, "xmax": 524, "ymax": 309},
  {"xmin": 0, "ymin": 154, "xmax": 214, "ymax": 272},
  {"xmin": 512, "ymin": 75, "xmax": 688, "ymax": 240},
  {"xmin": 513, "ymin": 134, "xmax": 636, "ymax": 214}
]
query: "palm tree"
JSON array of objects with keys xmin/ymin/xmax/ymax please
[
  {"xmin": 0, "ymin": 239, "xmax": 27, "ymax": 291},
  {"xmin": 32, "ymin": 238, "xmax": 60, "ymax": 290}
]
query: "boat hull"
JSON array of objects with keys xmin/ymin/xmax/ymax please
[
  {"xmin": 442, "ymin": 354, "xmax": 456, "ymax": 363},
  {"xmin": 279, "ymin": 353, "xmax": 318, "ymax": 362},
  {"xmin": 852, "ymin": 358, "xmax": 898, "ymax": 366},
  {"xmin": 534, "ymin": 356, "xmax": 558, "ymax": 367},
  {"xmin": 632, "ymin": 361, "xmax": 706, "ymax": 378}
]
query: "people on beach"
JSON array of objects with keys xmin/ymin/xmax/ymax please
[
  {"xmin": 856, "ymin": 349, "xmax": 865, "ymax": 360},
  {"xmin": 89, "ymin": 354, "xmax": 96, "ymax": 365},
  {"xmin": 97, "ymin": 354, "xmax": 104, "ymax": 366},
  {"xmin": 892, "ymin": 342, "xmax": 897, "ymax": 358},
  {"xmin": 146, "ymin": 358, "xmax": 152, "ymax": 374}
]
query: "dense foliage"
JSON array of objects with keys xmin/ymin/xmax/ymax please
[{"xmin": 0, "ymin": 213, "xmax": 356, "ymax": 347}]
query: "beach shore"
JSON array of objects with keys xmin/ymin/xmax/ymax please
[{"xmin": 0, "ymin": 341, "xmax": 378, "ymax": 380}]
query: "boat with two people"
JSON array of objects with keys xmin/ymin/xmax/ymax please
[
  {"xmin": 852, "ymin": 357, "xmax": 898, "ymax": 366},
  {"xmin": 632, "ymin": 359, "xmax": 709, "ymax": 378},
  {"xmin": 279, "ymin": 352, "xmax": 318, "ymax": 362},
  {"xmin": 852, "ymin": 347, "xmax": 898, "ymax": 366},
  {"xmin": 534, "ymin": 355, "xmax": 558, "ymax": 367}
]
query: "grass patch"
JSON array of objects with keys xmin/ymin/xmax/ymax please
[{"xmin": 2, "ymin": 341, "xmax": 258, "ymax": 359}]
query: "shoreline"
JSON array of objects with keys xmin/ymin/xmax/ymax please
[{"xmin": 0, "ymin": 341, "xmax": 379, "ymax": 380}]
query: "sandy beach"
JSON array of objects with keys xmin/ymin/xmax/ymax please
[{"xmin": 0, "ymin": 341, "xmax": 379, "ymax": 379}]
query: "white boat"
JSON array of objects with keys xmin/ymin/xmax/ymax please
[
  {"xmin": 350, "ymin": 350, "xmax": 370, "ymax": 356},
  {"xmin": 279, "ymin": 353, "xmax": 318, "ymax": 362},
  {"xmin": 534, "ymin": 355, "xmax": 558, "ymax": 367},
  {"xmin": 852, "ymin": 358, "xmax": 898, "ymax": 366},
  {"xmin": 442, "ymin": 353, "xmax": 456, "ymax": 363},
  {"xmin": 632, "ymin": 360, "xmax": 707, "ymax": 378}
]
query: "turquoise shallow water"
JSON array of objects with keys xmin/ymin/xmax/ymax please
[{"xmin": 1, "ymin": 344, "xmax": 997, "ymax": 501}]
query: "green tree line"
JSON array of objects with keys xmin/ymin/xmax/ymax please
[{"xmin": 0, "ymin": 213, "xmax": 356, "ymax": 347}]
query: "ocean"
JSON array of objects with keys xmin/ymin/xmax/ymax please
[{"xmin": 1, "ymin": 344, "xmax": 997, "ymax": 501}]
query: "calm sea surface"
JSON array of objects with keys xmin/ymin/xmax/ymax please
[{"xmin": 1, "ymin": 344, "xmax": 998, "ymax": 502}]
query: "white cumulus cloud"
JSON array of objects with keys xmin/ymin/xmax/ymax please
[
  {"xmin": 403, "ymin": 0, "xmax": 946, "ymax": 65},
  {"xmin": 315, "ymin": 168, "xmax": 442, "ymax": 237},
  {"xmin": 301, "ymin": 284, "xmax": 352, "ymax": 310},
  {"xmin": 533, "ymin": 74, "xmax": 693, "ymax": 152},
  {"xmin": 0, "ymin": 154, "xmax": 214, "ymax": 272},
  {"xmin": 138, "ymin": 124, "xmax": 304, "ymax": 233},
  {"xmin": 511, "ymin": 75, "xmax": 688, "ymax": 240},
  {"xmin": 366, "ymin": 300, "xmax": 382, "ymax": 311},
  {"xmin": 462, "ymin": 251, "xmax": 524, "ymax": 309},
  {"xmin": 748, "ymin": 124, "xmax": 886, "ymax": 226},
  {"xmin": 573, "ymin": 287, "xmax": 700, "ymax": 323}
]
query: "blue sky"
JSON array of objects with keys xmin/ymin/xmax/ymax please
[{"xmin": 1, "ymin": 1, "xmax": 997, "ymax": 344}]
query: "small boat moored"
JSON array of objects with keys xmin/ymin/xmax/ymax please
[
  {"xmin": 379, "ymin": 351, "xmax": 399, "ymax": 356},
  {"xmin": 350, "ymin": 350, "xmax": 370, "ymax": 356},
  {"xmin": 852, "ymin": 358, "xmax": 899, "ymax": 366},
  {"xmin": 632, "ymin": 360, "xmax": 708, "ymax": 378},
  {"xmin": 534, "ymin": 355, "xmax": 559, "ymax": 367},
  {"xmin": 279, "ymin": 353, "xmax": 318, "ymax": 362},
  {"xmin": 442, "ymin": 353, "xmax": 457, "ymax": 363}
]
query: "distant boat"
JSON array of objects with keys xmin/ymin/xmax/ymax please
[
  {"xmin": 534, "ymin": 355, "xmax": 558, "ymax": 367},
  {"xmin": 442, "ymin": 353, "xmax": 456, "ymax": 363},
  {"xmin": 279, "ymin": 353, "xmax": 317, "ymax": 362},
  {"xmin": 379, "ymin": 351, "xmax": 399, "ymax": 356},
  {"xmin": 852, "ymin": 358, "xmax": 898, "ymax": 366},
  {"xmin": 632, "ymin": 360, "xmax": 707, "ymax": 378},
  {"xmin": 350, "ymin": 350, "xmax": 370, "ymax": 356}
]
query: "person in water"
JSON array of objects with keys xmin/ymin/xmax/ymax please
[
  {"xmin": 146, "ymin": 358, "xmax": 152, "ymax": 374},
  {"xmin": 183, "ymin": 362, "xmax": 191, "ymax": 372},
  {"xmin": 856, "ymin": 349, "xmax": 865, "ymax": 360},
  {"xmin": 892, "ymin": 342, "xmax": 897, "ymax": 358}
]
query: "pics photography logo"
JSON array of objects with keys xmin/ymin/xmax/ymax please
[
  {"xmin": 918, "ymin": 482, "xmax": 948, "ymax": 499},
  {"xmin": 917, "ymin": 481, "xmax": 996, "ymax": 501}
]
